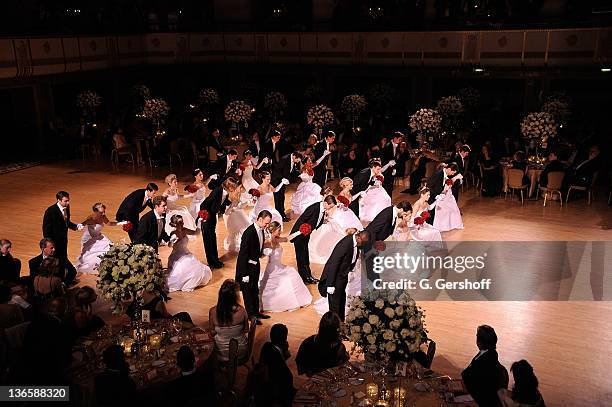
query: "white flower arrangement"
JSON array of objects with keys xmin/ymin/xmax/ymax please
[
  {"xmin": 307, "ymin": 104, "xmax": 335, "ymax": 129},
  {"xmin": 344, "ymin": 288, "xmax": 428, "ymax": 362},
  {"xmin": 436, "ymin": 96, "xmax": 464, "ymax": 118},
  {"xmin": 224, "ymin": 100, "xmax": 253, "ymax": 123},
  {"xmin": 77, "ymin": 90, "xmax": 102, "ymax": 109},
  {"xmin": 520, "ymin": 112, "xmax": 557, "ymax": 147},
  {"xmin": 130, "ymin": 85, "xmax": 151, "ymax": 99},
  {"xmin": 369, "ymin": 83, "xmax": 393, "ymax": 107},
  {"xmin": 96, "ymin": 243, "xmax": 165, "ymax": 314},
  {"xmin": 457, "ymin": 87, "xmax": 480, "ymax": 110},
  {"xmin": 199, "ymin": 88, "xmax": 220, "ymax": 105},
  {"xmin": 341, "ymin": 94, "xmax": 368, "ymax": 115},
  {"xmin": 264, "ymin": 91, "xmax": 288, "ymax": 114},
  {"xmin": 142, "ymin": 98, "xmax": 170, "ymax": 120},
  {"xmin": 409, "ymin": 108, "xmax": 441, "ymax": 141},
  {"xmin": 542, "ymin": 100, "xmax": 571, "ymax": 125}
]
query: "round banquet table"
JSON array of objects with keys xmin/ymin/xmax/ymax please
[{"xmin": 500, "ymin": 162, "xmax": 543, "ymax": 197}]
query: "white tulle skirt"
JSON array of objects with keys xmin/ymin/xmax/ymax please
[
  {"xmin": 259, "ymin": 262, "xmax": 312, "ymax": 312},
  {"xmin": 223, "ymin": 207, "xmax": 251, "ymax": 253},
  {"xmin": 291, "ymin": 182, "xmax": 322, "ymax": 217},
  {"xmin": 309, "ymin": 208, "xmax": 363, "ymax": 264},
  {"xmin": 167, "ymin": 253, "xmax": 212, "ymax": 292},
  {"xmin": 76, "ymin": 234, "xmax": 112, "ymax": 274},
  {"xmin": 359, "ymin": 186, "xmax": 392, "ymax": 223},
  {"xmin": 433, "ymin": 193, "xmax": 464, "ymax": 232}
]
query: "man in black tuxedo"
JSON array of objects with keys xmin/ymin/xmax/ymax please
[
  {"xmin": 261, "ymin": 130, "xmax": 283, "ymax": 171},
  {"xmin": 248, "ymin": 130, "xmax": 262, "ymax": 162},
  {"xmin": 363, "ymin": 201, "xmax": 413, "ymax": 281},
  {"xmin": 318, "ymin": 230, "xmax": 369, "ymax": 321},
  {"xmin": 349, "ymin": 159, "xmax": 383, "ymax": 217},
  {"xmin": 200, "ymin": 178, "xmax": 236, "ymax": 269},
  {"xmin": 425, "ymin": 163, "xmax": 457, "ymax": 225},
  {"xmin": 462, "ymin": 325, "xmax": 508, "ymax": 406},
  {"xmin": 449, "ymin": 144, "xmax": 471, "ymax": 202},
  {"xmin": 312, "ymin": 131, "xmax": 336, "ymax": 187},
  {"xmin": 539, "ymin": 150, "xmax": 565, "ymax": 188},
  {"xmin": 115, "ymin": 183, "xmax": 158, "ymax": 242},
  {"xmin": 381, "ymin": 131, "xmax": 404, "ymax": 196},
  {"xmin": 42, "ymin": 191, "xmax": 81, "ymax": 284},
  {"xmin": 135, "ymin": 196, "xmax": 170, "ymax": 252},
  {"xmin": 259, "ymin": 324, "xmax": 296, "ymax": 407},
  {"xmin": 165, "ymin": 346, "xmax": 214, "ymax": 406},
  {"xmin": 236, "ymin": 210, "xmax": 272, "ymax": 322},
  {"xmin": 94, "ymin": 345, "xmax": 137, "ymax": 406},
  {"xmin": 272, "ymin": 152, "xmax": 303, "ymax": 221},
  {"xmin": 208, "ymin": 149, "xmax": 238, "ymax": 189},
  {"xmin": 290, "ymin": 195, "xmax": 336, "ymax": 284},
  {"xmin": 28, "ymin": 238, "xmax": 57, "ymax": 280}
]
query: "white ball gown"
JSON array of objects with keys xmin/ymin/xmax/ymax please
[
  {"xmin": 188, "ymin": 185, "xmax": 207, "ymax": 220},
  {"xmin": 309, "ymin": 205, "xmax": 363, "ymax": 264},
  {"xmin": 314, "ymin": 258, "xmax": 362, "ymax": 315},
  {"xmin": 432, "ymin": 190, "xmax": 464, "ymax": 232},
  {"xmin": 359, "ymin": 180, "xmax": 392, "ymax": 224},
  {"xmin": 241, "ymin": 163, "xmax": 260, "ymax": 192},
  {"xmin": 165, "ymin": 193, "xmax": 197, "ymax": 236},
  {"xmin": 290, "ymin": 172, "xmax": 322, "ymax": 216},
  {"xmin": 251, "ymin": 191, "xmax": 283, "ymax": 229},
  {"xmin": 223, "ymin": 200, "xmax": 251, "ymax": 253},
  {"xmin": 410, "ymin": 209, "xmax": 443, "ymax": 248},
  {"xmin": 76, "ymin": 224, "xmax": 112, "ymax": 274},
  {"xmin": 167, "ymin": 233, "xmax": 212, "ymax": 292},
  {"xmin": 259, "ymin": 246, "xmax": 312, "ymax": 312}
]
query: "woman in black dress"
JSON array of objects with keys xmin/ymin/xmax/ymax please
[{"xmin": 478, "ymin": 145, "xmax": 502, "ymax": 197}]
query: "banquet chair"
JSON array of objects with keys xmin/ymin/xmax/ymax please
[
  {"xmin": 566, "ymin": 171, "xmax": 599, "ymax": 205},
  {"xmin": 215, "ymin": 338, "xmax": 239, "ymax": 405},
  {"xmin": 110, "ymin": 135, "xmax": 135, "ymax": 168},
  {"xmin": 537, "ymin": 171, "xmax": 564, "ymax": 207},
  {"xmin": 505, "ymin": 169, "xmax": 529, "ymax": 205},
  {"xmin": 237, "ymin": 317, "xmax": 258, "ymax": 369}
]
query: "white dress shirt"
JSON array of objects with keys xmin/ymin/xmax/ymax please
[{"xmin": 57, "ymin": 203, "xmax": 67, "ymax": 220}]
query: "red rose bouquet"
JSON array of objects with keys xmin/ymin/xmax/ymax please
[
  {"xmin": 186, "ymin": 184, "xmax": 199, "ymax": 194},
  {"xmin": 198, "ymin": 210, "xmax": 210, "ymax": 221},
  {"xmin": 307, "ymin": 168, "xmax": 314, "ymax": 177},
  {"xmin": 376, "ymin": 175, "xmax": 384, "ymax": 182},
  {"xmin": 299, "ymin": 223, "xmax": 313, "ymax": 236},
  {"xmin": 413, "ymin": 216, "xmax": 425, "ymax": 226},
  {"xmin": 122, "ymin": 221, "xmax": 133, "ymax": 232},
  {"xmin": 337, "ymin": 195, "xmax": 350, "ymax": 207},
  {"xmin": 445, "ymin": 179, "xmax": 454, "ymax": 186},
  {"xmin": 421, "ymin": 210, "xmax": 430, "ymax": 220},
  {"xmin": 249, "ymin": 188, "xmax": 261, "ymax": 197}
]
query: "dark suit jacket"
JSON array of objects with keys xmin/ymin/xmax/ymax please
[
  {"xmin": 28, "ymin": 254, "xmax": 44, "ymax": 279},
  {"xmin": 449, "ymin": 152, "xmax": 467, "ymax": 174},
  {"xmin": 426, "ymin": 170, "xmax": 445, "ymax": 204},
  {"xmin": 165, "ymin": 366, "xmax": 214, "ymax": 407},
  {"xmin": 135, "ymin": 210, "xmax": 169, "ymax": 250},
  {"xmin": 115, "ymin": 189, "xmax": 153, "ymax": 225},
  {"xmin": 42, "ymin": 204, "xmax": 77, "ymax": 256},
  {"xmin": 206, "ymin": 134, "xmax": 225, "ymax": 155},
  {"xmin": 249, "ymin": 140, "xmax": 261, "ymax": 159},
  {"xmin": 461, "ymin": 349, "xmax": 506, "ymax": 407},
  {"xmin": 348, "ymin": 168, "xmax": 374, "ymax": 213},
  {"xmin": 272, "ymin": 153, "xmax": 300, "ymax": 184},
  {"xmin": 312, "ymin": 140, "xmax": 330, "ymax": 184},
  {"xmin": 261, "ymin": 140, "xmax": 283, "ymax": 165},
  {"xmin": 259, "ymin": 342, "xmax": 295, "ymax": 407},
  {"xmin": 364, "ymin": 206, "xmax": 395, "ymax": 242},
  {"xmin": 199, "ymin": 185, "xmax": 231, "ymax": 217},
  {"xmin": 290, "ymin": 202, "xmax": 325, "ymax": 242},
  {"xmin": 94, "ymin": 369, "xmax": 137, "ymax": 406},
  {"xmin": 318, "ymin": 234, "xmax": 357, "ymax": 296},
  {"xmin": 236, "ymin": 224, "xmax": 264, "ymax": 280},
  {"xmin": 208, "ymin": 156, "xmax": 237, "ymax": 189}
]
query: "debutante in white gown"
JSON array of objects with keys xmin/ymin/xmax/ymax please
[
  {"xmin": 223, "ymin": 199, "xmax": 251, "ymax": 253},
  {"xmin": 359, "ymin": 180, "xmax": 392, "ymax": 224},
  {"xmin": 167, "ymin": 234, "xmax": 212, "ymax": 292},
  {"xmin": 76, "ymin": 224, "xmax": 112, "ymax": 274},
  {"xmin": 241, "ymin": 163, "xmax": 260, "ymax": 192},
  {"xmin": 433, "ymin": 189, "xmax": 464, "ymax": 232},
  {"xmin": 309, "ymin": 205, "xmax": 363, "ymax": 264},
  {"xmin": 165, "ymin": 193, "xmax": 197, "ymax": 236},
  {"xmin": 314, "ymin": 258, "xmax": 362, "ymax": 315},
  {"xmin": 259, "ymin": 246, "xmax": 312, "ymax": 312},
  {"xmin": 410, "ymin": 209, "xmax": 443, "ymax": 248},
  {"xmin": 291, "ymin": 172, "xmax": 322, "ymax": 216},
  {"xmin": 188, "ymin": 185, "xmax": 207, "ymax": 220},
  {"xmin": 251, "ymin": 191, "xmax": 283, "ymax": 229}
]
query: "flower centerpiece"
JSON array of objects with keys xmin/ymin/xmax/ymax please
[
  {"xmin": 541, "ymin": 99, "xmax": 571, "ymax": 126},
  {"xmin": 520, "ymin": 111, "xmax": 557, "ymax": 150},
  {"xmin": 198, "ymin": 88, "xmax": 221, "ymax": 106},
  {"xmin": 307, "ymin": 104, "xmax": 335, "ymax": 134},
  {"xmin": 344, "ymin": 289, "xmax": 428, "ymax": 364},
  {"xmin": 341, "ymin": 94, "xmax": 368, "ymax": 117},
  {"xmin": 77, "ymin": 90, "xmax": 102, "ymax": 111},
  {"xmin": 97, "ymin": 243, "xmax": 165, "ymax": 315},
  {"xmin": 142, "ymin": 98, "xmax": 170, "ymax": 120},
  {"xmin": 409, "ymin": 108, "xmax": 441, "ymax": 145},
  {"xmin": 224, "ymin": 100, "xmax": 254, "ymax": 131},
  {"xmin": 264, "ymin": 91, "xmax": 288, "ymax": 119}
]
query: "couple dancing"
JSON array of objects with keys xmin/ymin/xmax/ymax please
[{"xmin": 236, "ymin": 210, "xmax": 312, "ymax": 324}]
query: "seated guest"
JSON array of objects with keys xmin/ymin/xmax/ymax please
[
  {"xmin": 208, "ymin": 279, "xmax": 249, "ymax": 362},
  {"xmin": 126, "ymin": 289, "xmax": 192, "ymax": 323},
  {"xmin": 295, "ymin": 311, "xmax": 349, "ymax": 376},
  {"xmin": 498, "ymin": 360, "xmax": 546, "ymax": 407},
  {"xmin": 0, "ymin": 283, "xmax": 24, "ymax": 332},
  {"xmin": 69, "ymin": 287, "xmax": 105, "ymax": 338},
  {"xmin": 28, "ymin": 238, "xmax": 56, "ymax": 279},
  {"xmin": 462, "ymin": 325, "xmax": 508, "ymax": 407},
  {"xmin": 339, "ymin": 149, "xmax": 359, "ymax": 177},
  {"xmin": 539, "ymin": 150, "xmax": 564, "ymax": 187},
  {"xmin": 259, "ymin": 323, "xmax": 296, "ymax": 407},
  {"xmin": 0, "ymin": 239, "xmax": 21, "ymax": 284},
  {"xmin": 166, "ymin": 345, "xmax": 214, "ymax": 406},
  {"xmin": 94, "ymin": 345, "xmax": 137, "ymax": 407},
  {"xmin": 478, "ymin": 145, "xmax": 502, "ymax": 197},
  {"xmin": 33, "ymin": 258, "xmax": 65, "ymax": 299},
  {"xmin": 568, "ymin": 144, "xmax": 603, "ymax": 187},
  {"xmin": 511, "ymin": 151, "xmax": 527, "ymax": 171}
]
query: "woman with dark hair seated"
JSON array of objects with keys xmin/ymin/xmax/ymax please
[
  {"xmin": 295, "ymin": 311, "xmax": 349, "ymax": 376},
  {"xmin": 126, "ymin": 288, "xmax": 192, "ymax": 324},
  {"xmin": 68, "ymin": 286, "xmax": 105, "ymax": 339},
  {"xmin": 209, "ymin": 279, "xmax": 249, "ymax": 362},
  {"xmin": 498, "ymin": 360, "xmax": 546, "ymax": 407}
]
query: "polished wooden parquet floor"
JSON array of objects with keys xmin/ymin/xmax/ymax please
[{"xmin": 1, "ymin": 161, "xmax": 610, "ymax": 406}]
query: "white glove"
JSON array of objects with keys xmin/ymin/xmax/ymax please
[
  {"xmin": 324, "ymin": 150, "xmax": 331, "ymax": 156},
  {"xmin": 392, "ymin": 169, "xmax": 397, "ymax": 176},
  {"xmin": 169, "ymin": 235, "xmax": 179, "ymax": 244},
  {"xmin": 236, "ymin": 169, "xmax": 242, "ymax": 176},
  {"xmin": 453, "ymin": 173, "xmax": 464, "ymax": 180},
  {"xmin": 435, "ymin": 194, "xmax": 445, "ymax": 201},
  {"xmin": 77, "ymin": 223, "xmax": 84, "ymax": 231},
  {"xmin": 262, "ymin": 157, "xmax": 269, "ymax": 164},
  {"xmin": 327, "ymin": 287, "xmax": 336, "ymax": 295},
  {"xmin": 241, "ymin": 276, "xmax": 250, "ymax": 283},
  {"xmin": 210, "ymin": 174, "xmax": 219, "ymax": 180},
  {"xmin": 388, "ymin": 160, "xmax": 396, "ymax": 167},
  {"xmin": 281, "ymin": 178, "xmax": 290, "ymax": 185},
  {"xmin": 117, "ymin": 221, "xmax": 127, "ymax": 225},
  {"xmin": 263, "ymin": 248, "xmax": 272, "ymax": 256}
]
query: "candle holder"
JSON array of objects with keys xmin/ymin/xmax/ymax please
[
  {"xmin": 366, "ymin": 383, "xmax": 379, "ymax": 400},
  {"xmin": 393, "ymin": 387, "xmax": 406, "ymax": 407}
]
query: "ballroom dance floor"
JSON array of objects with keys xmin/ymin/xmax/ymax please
[{"xmin": 1, "ymin": 161, "xmax": 610, "ymax": 406}]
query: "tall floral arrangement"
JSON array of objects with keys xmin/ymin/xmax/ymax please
[
  {"xmin": 409, "ymin": 108, "xmax": 441, "ymax": 144},
  {"xmin": 344, "ymin": 289, "xmax": 428, "ymax": 363},
  {"xmin": 77, "ymin": 90, "xmax": 102, "ymax": 110},
  {"xmin": 141, "ymin": 98, "xmax": 170, "ymax": 120},
  {"xmin": 224, "ymin": 100, "xmax": 254, "ymax": 125},
  {"xmin": 264, "ymin": 91, "xmax": 288, "ymax": 116},
  {"xmin": 97, "ymin": 244, "xmax": 165, "ymax": 314},
  {"xmin": 520, "ymin": 111, "xmax": 557, "ymax": 148},
  {"xmin": 436, "ymin": 96, "xmax": 464, "ymax": 118},
  {"xmin": 541, "ymin": 99, "xmax": 571, "ymax": 126},
  {"xmin": 307, "ymin": 104, "xmax": 335, "ymax": 131},
  {"xmin": 198, "ymin": 88, "xmax": 220, "ymax": 106},
  {"xmin": 341, "ymin": 94, "xmax": 368, "ymax": 116}
]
